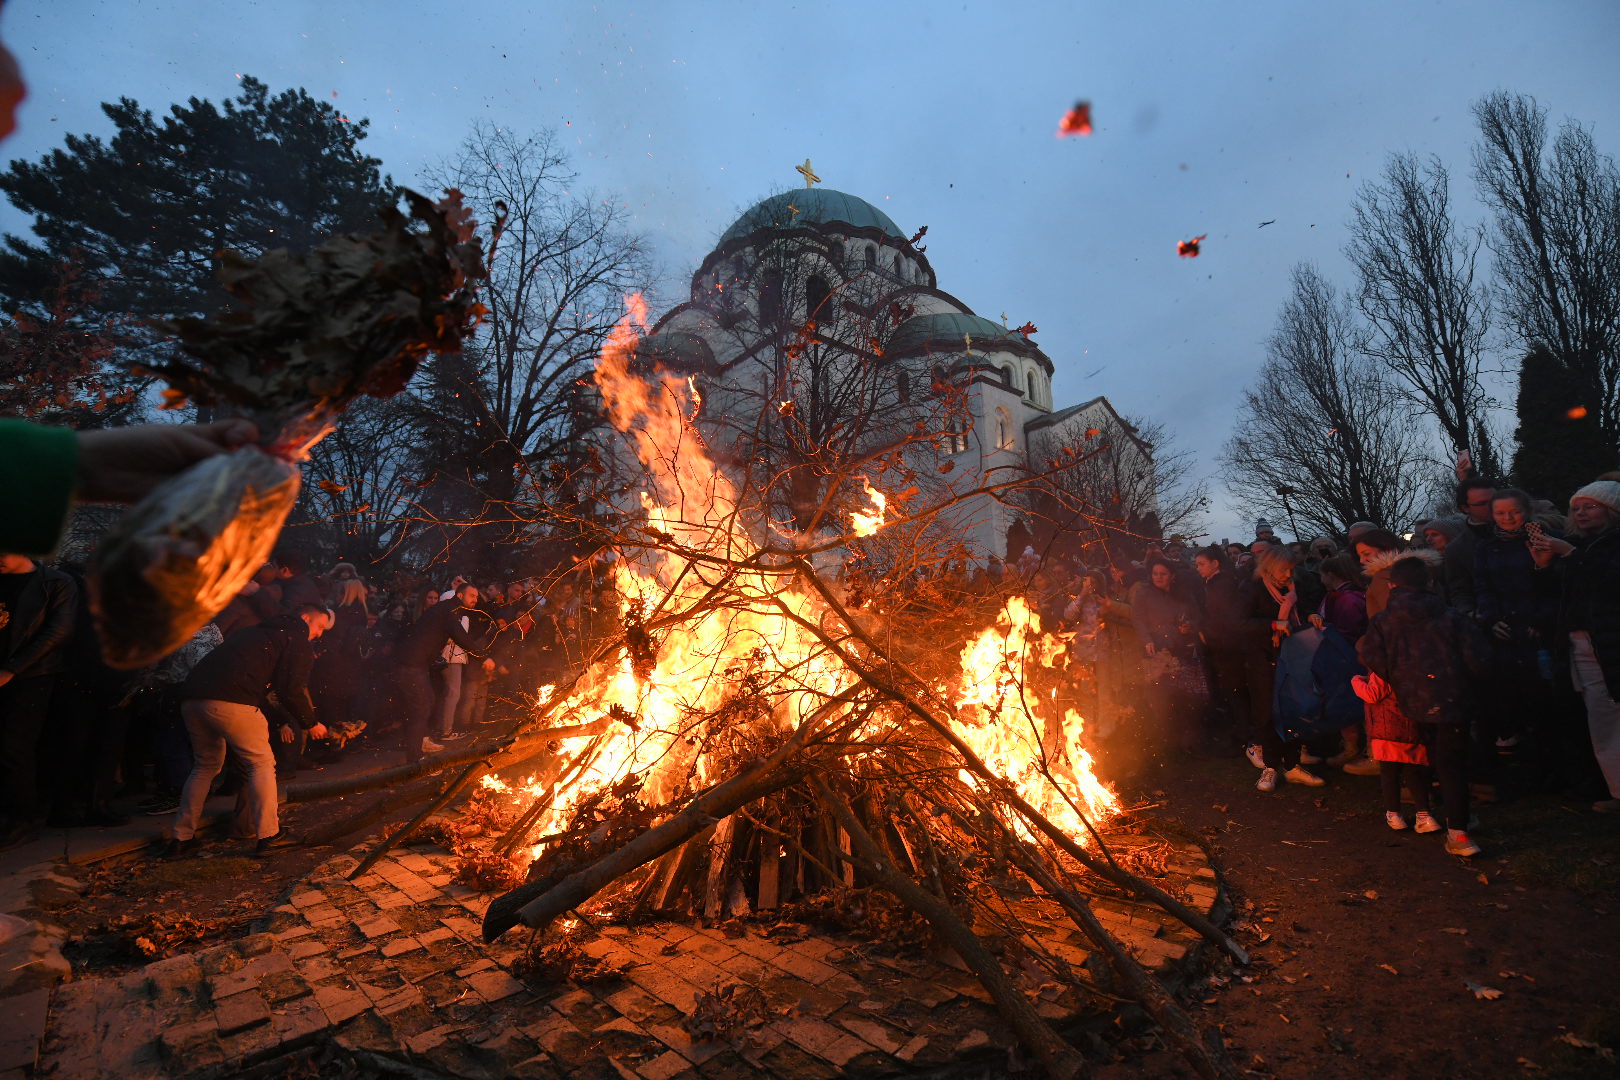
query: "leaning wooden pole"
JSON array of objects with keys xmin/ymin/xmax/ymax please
[
  {"xmin": 348, "ymin": 750, "xmax": 506, "ymax": 881},
  {"xmin": 994, "ymin": 820, "xmax": 1243, "ymax": 1080},
  {"xmin": 766, "ymin": 585, "xmax": 1249, "ymax": 966},
  {"xmin": 810, "ymin": 776, "xmax": 1086, "ymax": 1080}
]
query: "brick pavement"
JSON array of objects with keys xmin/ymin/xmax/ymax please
[{"xmin": 23, "ymin": 831, "xmax": 1222, "ymax": 1080}]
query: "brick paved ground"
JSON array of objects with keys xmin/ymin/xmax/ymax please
[{"xmin": 23, "ymin": 833, "xmax": 1222, "ymax": 1079}]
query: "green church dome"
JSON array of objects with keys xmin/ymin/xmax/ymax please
[
  {"xmin": 887, "ymin": 312, "xmax": 1023, "ymax": 356},
  {"xmin": 717, "ymin": 189, "xmax": 906, "ymax": 247}
]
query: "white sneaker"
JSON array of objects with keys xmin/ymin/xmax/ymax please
[
  {"xmin": 1413, "ymin": 811, "xmax": 1442, "ymax": 834},
  {"xmin": 1299, "ymin": 749, "xmax": 1324, "ymax": 765},
  {"xmin": 1445, "ymin": 829, "xmax": 1481, "ymax": 857},
  {"xmin": 1245, "ymin": 744, "xmax": 1266, "ymax": 770},
  {"xmin": 1385, "ymin": 811, "xmax": 1408, "ymax": 831},
  {"xmin": 1256, "ymin": 768, "xmax": 1279, "ymax": 792},
  {"xmin": 1285, "ymin": 766, "xmax": 1326, "ymax": 787},
  {"xmin": 421, "ymin": 737, "xmax": 445, "ymax": 754}
]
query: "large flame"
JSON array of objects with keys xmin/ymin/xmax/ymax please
[{"xmin": 500, "ymin": 294, "xmax": 1114, "ymax": 860}]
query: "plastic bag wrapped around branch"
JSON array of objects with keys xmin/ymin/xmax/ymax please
[
  {"xmin": 90, "ymin": 448, "xmax": 300, "ymax": 667},
  {"xmin": 88, "ymin": 189, "xmax": 488, "ymax": 668}
]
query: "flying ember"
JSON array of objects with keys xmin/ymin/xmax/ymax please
[
  {"xmin": 1177, "ymin": 234, "xmax": 1206, "ymax": 257},
  {"xmin": 1056, "ymin": 100, "xmax": 1093, "ymax": 137}
]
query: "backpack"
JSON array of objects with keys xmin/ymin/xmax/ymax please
[{"xmin": 1273, "ymin": 626, "xmax": 1365, "ymax": 741}]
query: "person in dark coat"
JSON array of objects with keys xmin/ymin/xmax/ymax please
[
  {"xmin": 311, "ymin": 579, "xmax": 371, "ymax": 738},
  {"xmin": 1129, "ymin": 559, "xmax": 1202, "ymax": 754},
  {"xmin": 1474, "ymin": 488, "xmax": 1561, "ymax": 778},
  {"xmin": 274, "ymin": 554, "xmax": 324, "ymax": 614},
  {"xmin": 395, "ymin": 585, "xmax": 495, "ymax": 760},
  {"xmin": 1442, "ymin": 476, "xmax": 1499, "ymax": 616},
  {"xmin": 1358, "ymin": 556, "xmax": 1491, "ymax": 856},
  {"xmin": 169, "ymin": 606, "xmax": 332, "ymax": 856},
  {"xmin": 1247, "ymin": 546, "xmax": 1326, "ymax": 791},
  {"xmin": 1194, "ymin": 545, "xmax": 1247, "ymax": 750},
  {"xmin": 1531, "ymin": 481, "xmax": 1620, "ymax": 811},
  {"xmin": 0, "ymin": 551, "xmax": 75, "ymax": 848}
]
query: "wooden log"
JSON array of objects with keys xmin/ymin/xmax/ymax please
[
  {"xmin": 1003, "ymin": 832, "xmax": 1242, "ymax": 1080},
  {"xmin": 810, "ymin": 777, "xmax": 1085, "ymax": 1080},
  {"xmin": 756, "ymin": 836, "xmax": 781, "ymax": 910},
  {"xmin": 764, "ymin": 585, "xmax": 1248, "ymax": 965},
  {"xmin": 704, "ymin": 814, "xmax": 736, "ymax": 919}
]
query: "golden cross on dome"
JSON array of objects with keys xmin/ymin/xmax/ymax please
[
  {"xmin": 786, "ymin": 202, "xmax": 800, "ymax": 217},
  {"xmin": 1000, "ymin": 312, "xmax": 1008, "ymax": 329},
  {"xmin": 795, "ymin": 158, "xmax": 821, "ymax": 189}
]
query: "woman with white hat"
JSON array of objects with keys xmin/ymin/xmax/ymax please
[{"xmin": 1530, "ymin": 480, "xmax": 1620, "ymax": 812}]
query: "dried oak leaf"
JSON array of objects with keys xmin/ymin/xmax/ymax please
[{"xmin": 1463, "ymin": 979, "xmax": 1503, "ymax": 1000}]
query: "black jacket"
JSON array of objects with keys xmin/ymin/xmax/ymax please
[
  {"xmin": 1200, "ymin": 570, "xmax": 1247, "ymax": 654},
  {"xmin": 395, "ymin": 599, "xmax": 491, "ymax": 668},
  {"xmin": 0, "ymin": 565, "xmax": 76, "ymax": 678},
  {"xmin": 1542, "ymin": 526, "xmax": 1620, "ymax": 698},
  {"xmin": 182, "ymin": 614, "xmax": 318, "ymax": 727},
  {"xmin": 1358, "ymin": 587, "xmax": 1490, "ymax": 726}
]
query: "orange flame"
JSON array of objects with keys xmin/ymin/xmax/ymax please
[
  {"xmin": 489, "ymin": 293, "xmax": 1114, "ymax": 861},
  {"xmin": 849, "ymin": 478, "xmax": 889, "ymax": 537}
]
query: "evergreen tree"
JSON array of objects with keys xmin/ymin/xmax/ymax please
[
  {"xmin": 0, "ymin": 76, "xmax": 392, "ymax": 339},
  {"xmin": 1511, "ymin": 343, "xmax": 1614, "ymax": 505}
]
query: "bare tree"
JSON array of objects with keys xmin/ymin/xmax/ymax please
[
  {"xmin": 418, "ymin": 123, "xmax": 656, "ymax": 520},
  {"xmin": 1473, "ymin": 90, "xmax": 1620, "ymax": 444},
  {"xmin": 1025, "ymin": 410, "xmax": 1209, "ymax": 556},
  {"xmin": 1347, "ymin": 152, "xmax": 1500, "ymax": 474},
  {"xmin": 291, "ymin": 394, "xmax": 426, "ymax": 566},
  {"xmin": 1222, "ymin": 264, "xmax": 1429, "ymax": 538}
]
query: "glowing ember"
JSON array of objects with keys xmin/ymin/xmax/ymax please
[
  {"xmin": 1567, "ymin": 405, "xmax": 1589, "ymax": 420},
  {"xmin": 849, "ymin": 478, "xmax": 889, "ymax": 537},
  {"xmin": 1056, "ymin": 100, "xmax": 1093, "ymax": 137},
  {"xmin": 1177, "ymin": 234, "xmax": 1206, "ymax": 258}
]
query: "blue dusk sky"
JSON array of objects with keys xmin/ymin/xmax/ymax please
[{"xmin": 4, "ymin": 0, "xmax": 1618, "ymax": 541}]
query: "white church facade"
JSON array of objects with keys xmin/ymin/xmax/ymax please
[{"xmin": 631, "ymin": 182, "xmax": 1152, "ymax": 560}]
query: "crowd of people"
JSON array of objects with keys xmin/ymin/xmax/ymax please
[
  {"xmin": 2, "ymin": 413, "xmax": 1618, "ymax": 866},
  {"xmin": 1013, "ymin": 473, "xmax": 1620, "ymax": 860},
  {"xmin": 0, "ymin": 539, "xmax": 611, "ymax": 855}
]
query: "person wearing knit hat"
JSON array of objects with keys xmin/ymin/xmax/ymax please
[
  {"xmin": 1254, "ymin": 519, "xmax": 1276, "ymax": 541},
  {"xmin": 1530, "ymin": 482, "xmax": 1620, "ymax": 812},
  {"xmin": 1571, "ymin": 480, "xmax": 1620, "ymax": 516},
  {"xmin": 1421, "ymin": 517, "xmax": 1465, "ymax": 548},
  {"xmin": 1347, "ymin": 521, "xmax": 1379, "ymax": 544}
]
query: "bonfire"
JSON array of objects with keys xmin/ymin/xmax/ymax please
[{"xmin": 357, "ymin": 295, "xmax": 1247, "ymax": 1080}]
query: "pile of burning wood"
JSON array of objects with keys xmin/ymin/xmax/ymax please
[{"xmin": 366, "ymin": 297, "xmax": 1250, "ymax": 1080}]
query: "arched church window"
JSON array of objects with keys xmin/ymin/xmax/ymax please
[
  {"xmin": 760, "ymin": 268, "xmax": 784, "ymax": 324},
  {"xmin": 996, "ymin": 407, "xmax": 1016, "ymax": 451},
  {"xmin": 1002, "ymin": 365, "xmax": 1015, "ymax": 389},
  {"xmin": 864, "ymin": 245, "xmax": 877, "ymax": 270},
  {"xmin": 828, "ymin": 240, "xmax": 844, "ymax": 267},
  {"xmin": 805, "ymin": 275, "xmax": 830, "ymax": 319},
  {"xmin": 1027, "ymin": 370, "xmax": 1038, "ymax": 400},
  {"xmin": 897, "ymin": 370, "xmax": 911, "ymax": 403},
  {"xmin": 892, "ymin": 252, "xmax": 903, "ymax": 277}
]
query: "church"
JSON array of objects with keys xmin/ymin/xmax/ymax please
[{"xmin": 631, "ymin": 170, "xmax": 1153, "ymax": 561}]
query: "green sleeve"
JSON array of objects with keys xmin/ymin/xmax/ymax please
[{"xmin": 0, "ymin": 419, "xmax": 78, "ymax": 556}]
